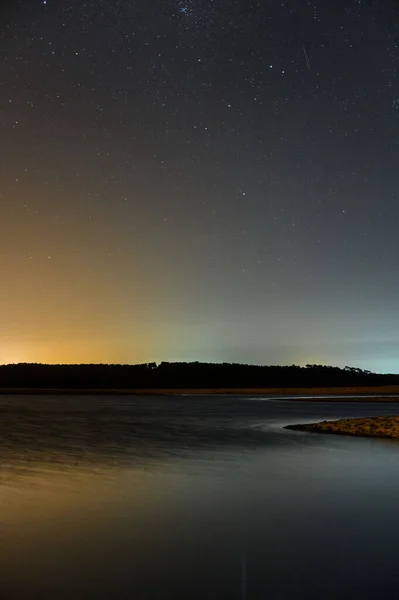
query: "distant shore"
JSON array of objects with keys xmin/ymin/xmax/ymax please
[
  {"xmin": 2, "ymin": 385, "xmax": 399, "ymax": 397},
  {"xmin": 286, "ymin": 416, "xmax": 399, "ymax": 439}
]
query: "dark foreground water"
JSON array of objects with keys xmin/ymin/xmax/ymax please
[{"xmin": 2, "ymin": 395, "xmax": 399, "ymax": 599}]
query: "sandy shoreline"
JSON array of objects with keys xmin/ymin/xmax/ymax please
[
  {"xmin": 285, "ymin": 416, "xmax": 399, "ymax": 439},
  {"xmin": 1, "ymin": 385, "xmax": 399, "ymax": 397}
]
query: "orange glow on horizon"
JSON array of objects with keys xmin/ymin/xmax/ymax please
[{"xmin": 0, "ymin": 336, "xmax": 158, "ymax": 365}]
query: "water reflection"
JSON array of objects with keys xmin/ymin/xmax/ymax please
[{"xmin": 2, "ymin": 395, "xmax": 399, "ymax": 598}]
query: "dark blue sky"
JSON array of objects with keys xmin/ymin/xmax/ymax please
[{"xmin": 1, "ymin": 0, "xmax": 399, "ymax": 371}]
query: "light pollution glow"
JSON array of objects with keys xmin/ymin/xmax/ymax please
[{"xmin": 2, "ymin": 0, "xmax": 399, "ymax": 373}]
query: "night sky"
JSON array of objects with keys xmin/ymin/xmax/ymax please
[{"xmin": 2, "ymin": 0, "xmax": 399, "ymax": 371}]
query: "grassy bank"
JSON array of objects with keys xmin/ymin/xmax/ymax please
[
  {"xmin": 286, "ymin": 416, "xmax": 399, "ymax": 439},
  {"xmin": 2, "ymin": 385, "xmax": 399, "ymax": 396}
]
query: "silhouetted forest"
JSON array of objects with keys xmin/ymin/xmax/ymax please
[{"xmin": 0, "ymin": 362, "xmax": 398, "ymax": 390}]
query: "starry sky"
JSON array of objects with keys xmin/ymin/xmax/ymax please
[{"xmin": 2, "ymin": 0, "xmax": 399, "ymax": 372}]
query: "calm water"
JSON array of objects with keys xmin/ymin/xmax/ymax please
[{"xmin": 2, "ymin": 395, "xmax": 399, "ymax": 599}]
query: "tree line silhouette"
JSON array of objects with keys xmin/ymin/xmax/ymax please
[{"xmin": 0, "ymin": 362, "xmax": 397, "ymax": 390}]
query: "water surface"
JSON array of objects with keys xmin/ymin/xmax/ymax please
[{"xmin": 1, "ymin": 394, "xmax": 399, "ymax": 599}]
